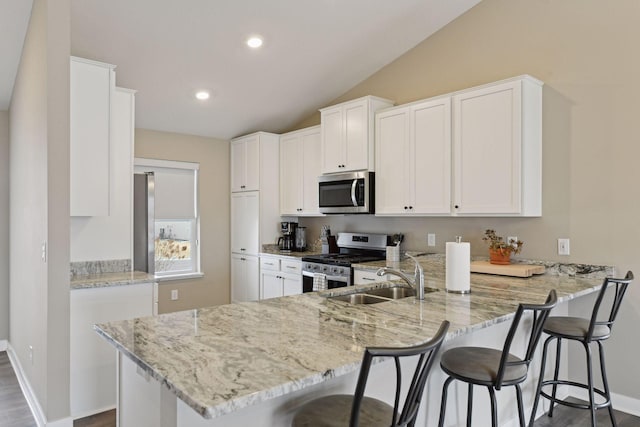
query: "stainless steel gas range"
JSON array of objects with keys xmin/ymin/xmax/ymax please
[{"xmin": 301, "ymin": 232, "xmax": 390, "ymax": 292}]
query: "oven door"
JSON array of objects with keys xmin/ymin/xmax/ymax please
[
  {"xmin": 318, "ymin": 172, "xmax": 374, "ymax": 214},
  {"xmin": 302, "ymin": 272, "xmax": 350, "ymax": 293}
]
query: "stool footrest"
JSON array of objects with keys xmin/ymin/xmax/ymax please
[{"xmin": 540, "ymin": 379, "xmax": 611, "ymax": 410}]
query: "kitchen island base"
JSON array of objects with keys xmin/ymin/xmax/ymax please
[{"xmin": 115, "ymin": 302, "xmax": 571, "ymax": 427}]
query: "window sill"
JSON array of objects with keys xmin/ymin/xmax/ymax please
[{"xmin": 154, "ymin": 272, "xmax": 204, "ymax": 282}]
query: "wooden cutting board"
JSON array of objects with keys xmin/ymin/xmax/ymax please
[{"xmin": 470, "ymin": 261, "xmax": 545, "ymax": 278}]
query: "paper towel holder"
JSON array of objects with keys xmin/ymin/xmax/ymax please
[{"xmin": 446, "ymin": 236, "xmax": 471, "ymax": 294}]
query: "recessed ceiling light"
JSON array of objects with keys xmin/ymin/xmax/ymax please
[
  {"xmin": 247, "ymin": 36, "xmax": 263, "ymax": 48},
  {"xmin": 195, "ymin": 91, "xmax": 210, "ymax": 100}
]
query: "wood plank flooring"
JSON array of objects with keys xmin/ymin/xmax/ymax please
[
  {"xmin": 1, "ymin": 349, "xmax": 638, "ymax": 426},
  {"xmin": 0, "ymin": 351, "xmax": 35, "ymax": 427}
]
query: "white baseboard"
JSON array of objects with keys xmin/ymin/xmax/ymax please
[
  {"xmin": 0, "ymin": 339, "xmax": 7, "ymax": 351},
  {"xmin": 6, "ymin": 343, "xmax": 73, "ymax": 427}
]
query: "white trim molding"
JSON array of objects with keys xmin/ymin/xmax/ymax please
[
  {"xmin": 0, "ymin": 339, "xmax": 7, "ymax": 351},
  {"xmin": 6, "ymin": 343, "xmax": 73, "ymax": 427}
]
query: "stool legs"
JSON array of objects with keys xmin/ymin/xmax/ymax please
[
  {"xmin": 515, "ymin": 383, "xmax": 525, "ymax": 427},
  {"xmin": 438, "ymin": 376, "xmax": 454, "ymax": 427},
  {"xmin": 548, "ymin": 337, "xmax": 562, "ymax": 418},
  {"xmin": 597, "ymin": 341, "xmax": 617, "ymax": 427},
  {"xmin": 487, "ymin": 386, "xmax": 498, "ymax": 427},
  {"xmin": 584, "ymin": 342, "xmax": 597, "ymax": 427},
  {"xmin": 467, "ymin": 384, "xmax": 474, "ymax": 427},
  {"xmin": 529, "ymin": 335, "xmax": 554, "ymax": 427}
]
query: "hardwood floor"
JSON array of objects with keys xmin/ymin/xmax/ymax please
[
  {"xmin": 0, "ymin": 351, "xmax": 36, "ymax": 427},
  {"xmin": 1, "ymin": 349, "xmax": 638, "ymax": 426},
  {"xmin": 532, "ymin": 397, "xmax": 640, "ymax": 427}
]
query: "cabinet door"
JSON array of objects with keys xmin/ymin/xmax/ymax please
[
  {"xmin": 301, "ymin": 129, "xmax": 321, "ymax": 215},
  {"xmin": 231, "ymin": 192, "xmax": 259, "ymax": 254},
  {"xmin": 244, "ymin": 135, "xmax": 261, "ymax": 191},
  {"xmin": 411, "ymin": 98, "xmax": 451, "ymax": 214},
  {"xmin": 230, "ymin": 139, "xmax": 246, "ymax": 192},
  {"xmin": 280, "ymin": 134, "xmax": 303, "ymax": 215},
  {"xmin": 375, "ymin": 108, "xmax": 410, "ymax": 215},
  {"xmin": 453, "ymin": 81, "xmax": 522, "ymax": 214},
  {"xmin": 70, "ymin": 58, "xmax": 113, "ymax": 216},
  {"xmin": 321, "ymin": 107, "xmax": 344, "ymax": 174},
  {"xmin": 282, "ymin": 274, "xmax": 302, "ymax": 296},
  {"xmin": 231, "ymin": 254, "xmax": 259, "ymax": 302},
  {"xmin": 261, "ymin": 271, "xmax": 283, "ymax": 300},
  {"xmin": 343, "ymin": 99, "xmax": 368, "ymax": 171},
  {"xmin": 244, "ymin": 255, "xmax": 260, "ymax": 301}
]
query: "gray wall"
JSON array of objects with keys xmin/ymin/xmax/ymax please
[
  {"xmin": 296, "ymin": 0, "xmax": 640, "ymax": 400},
  {"xmin": 9, "ymin": 0, "xmax": 70, "ymax": 422},
  {"xmin": 0, "ymin": 111, "xmax": 8, "ymax": 341}
]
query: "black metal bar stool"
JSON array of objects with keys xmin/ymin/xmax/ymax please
[
  {"xmin": 292, "ymin": 320, "xmax": 449, "ymax": 427},
  {"xmin": 529, "ymin": 271, "xmax": 633, "ymax": 427},
  {"xmin": 438, "ymin": 290, "xmax": 558, "ymax": 427}
]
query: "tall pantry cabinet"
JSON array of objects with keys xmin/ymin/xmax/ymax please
[{"xmin": 230, "ymin": 132, "xmax": 279, "ymax": 303}]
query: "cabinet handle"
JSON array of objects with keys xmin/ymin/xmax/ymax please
[
  {"xmin": 240, "ymin": 248, "xmax": 246, "ymax": 251},
  {"xmin": 409, "ymin": 206, "xmax": 413, "ymax": 210},
  {"xmin": 454, "ymin": 205, "xmax": 459, "ymax": 209},
  {"xmin": 362, "ymin": 277, "xmax": 375, "ymax": 281},
  {"xmin": 285, "ymin": 266, "xmax": 296, "ymax": 269},
  {"xmin": 241, "ymin": 185, "xmax": 246, "ymax": 189},
  {"xmin": 265, "ymin": 262, "xmax": 274, "ymax": 266},
  {"xmin": 404, "ymin": 206, "xmax": 408, "ymax": 210},
  {"xmin": 240, "ymin": 257, "xmax": 246, "ymax": 261}
]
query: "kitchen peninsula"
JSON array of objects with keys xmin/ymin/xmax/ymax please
[{"xmin": 95, "ymin": 256, "xmax": 613, "ymax": 427}]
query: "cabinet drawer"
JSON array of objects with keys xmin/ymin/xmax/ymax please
[
  {"xmin": 281, "ymin": 259, "xmax": 302, "ymax": 275},
  {"xmin": 260, "ymin": 257, "xmax": 280, "ymax": 271},
  {"xmin": 354, "ymin": 269, "xmax": 389, "ymax": 285}
]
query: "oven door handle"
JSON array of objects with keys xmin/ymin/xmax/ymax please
[
  {"xmin": 302, "ymin": 271, "xmax": 348, "ymax": 283},
  {"xmin": 351, "ymin": 179, "xmax": 358, "ymax": 207}
]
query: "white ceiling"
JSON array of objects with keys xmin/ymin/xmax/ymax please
[{"xmin": 1, "ymin": 0, "xmax": 482, "ymax": 140}]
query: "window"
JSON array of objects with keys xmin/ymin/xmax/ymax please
[{"xmin": 135, "ymin": 158, "xmax": 201, "ymax": 280}]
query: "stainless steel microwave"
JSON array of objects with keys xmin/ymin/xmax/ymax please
[{"xmin": 318, "ymin": 171, "xmax": 375, "ymax": 214}]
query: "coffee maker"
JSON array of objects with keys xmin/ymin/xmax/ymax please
[{"xmin": 278, "ymin": 221, "xmax": 297, "ymax": 252}]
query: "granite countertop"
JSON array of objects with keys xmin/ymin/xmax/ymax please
[
  {"xmin": 94, "ymin": 259, "xmax": 611, "ymax": 420},
  {"xmin": 71, "ymin": 270, "xmax": 156, "ymax": 290},
  {"xmin": 260, "ymin": 243, "xmax": 322, "ymax": 259}
]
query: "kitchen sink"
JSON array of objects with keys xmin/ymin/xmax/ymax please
[
  {"xmin": 364, "ymin": 286, "xmax": 415, "ymax": 299},
  {"xmin": 329, "ymin": 294, "xmax": 390, "ymax": 305},
  {"xmin": 328, "ymin": 286, "xmax": 439, "ymax": 305}
]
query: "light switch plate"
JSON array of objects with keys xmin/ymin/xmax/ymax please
[
  {"xmin": 427, "ymin": 233, "xmax": 436, "ymax": 247},
  {"xmin": 558, "ymin": 238, "xmax": 570, "ymax": 255}
]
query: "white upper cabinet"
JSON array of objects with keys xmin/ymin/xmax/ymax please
[
  {"xmin": 376, "ymin": 97, "xmax": 451, "ymax": 215},
  {"xmin": 452, "ymin": 76, "xmax": 542, "ymax": 216},
  {"xmin": 231, "ymin": 134, "xmax": 260, "ymax": 192},
  {"xmin": 280, "ymin": 126, "xmax": 322, "ymax": 216},
  {"xmin": 320, "ymin": 96, "xmax": 393, "ymax": 174},
  {"xmin": 70, "ymin": 57, "xmax": 116, "ymax": 216}
]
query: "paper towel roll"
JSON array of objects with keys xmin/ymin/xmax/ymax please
[{"xmin": 446, "ymin": 240, "xmax": 471, "ymax": 293}]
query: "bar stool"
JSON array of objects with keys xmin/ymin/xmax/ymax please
[
  {"xmin": 529, "ymin": 271, "xmax": 633, "ymax": 427},
  {"xmin": 292, "ymin": 320, "xmax": 449, "ymax": 427},
  {"xmin": 438, "ymin": 290, "xmax": 558, "ymax": 427}
]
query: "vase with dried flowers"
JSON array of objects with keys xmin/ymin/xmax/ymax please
[{"xmin": 482, "ymin": 229, "xmax": 523, "ymax": 265}]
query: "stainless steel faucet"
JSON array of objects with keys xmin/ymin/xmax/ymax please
[{"xmin": 376, "ymin": 254, "xmax": 425, "ymax": 300}]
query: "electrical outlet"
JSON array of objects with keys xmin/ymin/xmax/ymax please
[
  {"xmin": 558, "ymin": 238, "xmax": 570, "ymax": 256},
  {"xmin": 171, "ymin": 289, "xmax": 179, "ymax": 301},
  {"xmin": 427, "ymin": 233, "xmax": 436, "ymax": 247},
  {"xmin": 507, "ymin": 236, "xmax": 518, "ymax": 245}
]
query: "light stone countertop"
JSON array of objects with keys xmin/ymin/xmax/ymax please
[
  {"xmin": 94, "ymin": 258, "xmax": 612, "ymax": 420},
  {"xmin": 70, "ymin": 270, "xmax": 156, "ymax": 290},
  {"xmin": 260, "ymin": 243, "xmax": 322, "ymax": 259}
]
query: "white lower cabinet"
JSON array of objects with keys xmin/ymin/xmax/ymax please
[
  {"xmin": 70, "ymin": 282, "xmax": 156, "ymax": 418},
  {"xmin": 260, "ymin": 256, "xmax": 302, "ymax": 299},
  {"xmin": 231, "ymin": 254, "xmax": 260, "ymax": 303}
]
